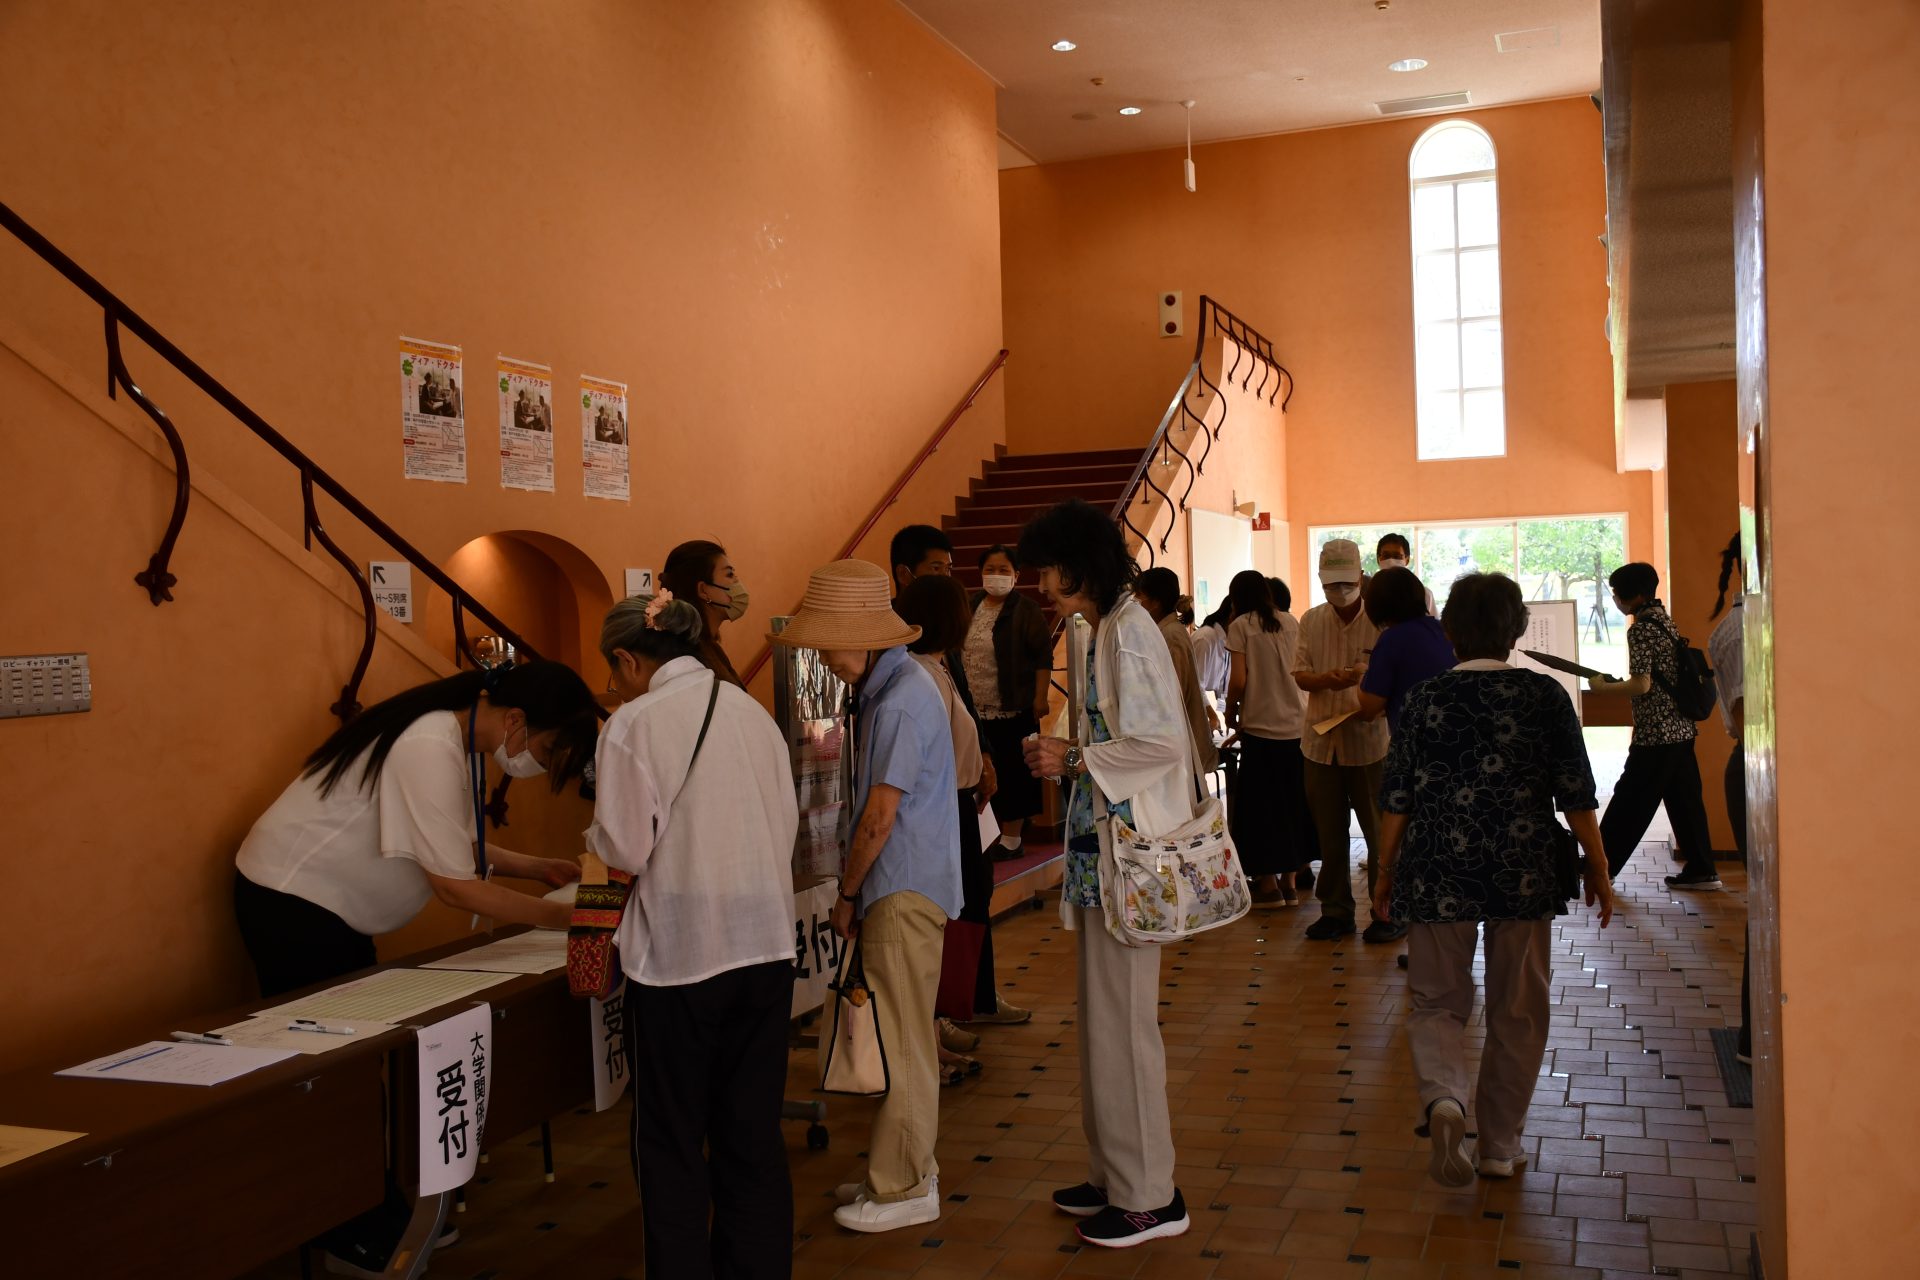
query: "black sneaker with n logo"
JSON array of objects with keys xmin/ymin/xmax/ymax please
[{"xmin": 1075, "ymin": 1188, "xmax": 1190, "ymax": 1248}]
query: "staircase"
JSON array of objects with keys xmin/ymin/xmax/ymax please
[{"xmin": 945, "ymin": 448, "xmax": 1141, "ymax": 604}]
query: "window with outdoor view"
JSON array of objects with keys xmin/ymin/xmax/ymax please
[
  {"xmin": 1410, "ymin": 120, "xmax": 1504, "ymax": 460},
  {"xmin": 1307, "ymin": 516, "xmax": 1629, "ymax": 675}
]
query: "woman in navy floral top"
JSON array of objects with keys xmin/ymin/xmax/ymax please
[{"xmin": 1370, "ymin": 573, "xmax": 1614, "ymax": 1189}]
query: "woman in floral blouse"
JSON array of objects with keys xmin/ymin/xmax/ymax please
[
  {"xmin": 1019, "ymin": 500, "xmax": 1197, "ymax": 1250},
  {"xmin": 1371, "ymin": 573, "xmax": 1615, "ymax": 1187}
]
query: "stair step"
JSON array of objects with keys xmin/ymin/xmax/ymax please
[
  {"xmin": 976, "ymin": 463, "xmax": 1138, "ymax": 488},
  {"xmin": 992, "ymin": 449, "xmax": 1141, "ymax": 471},
  {"xmin": 961, "ymin": 481, "xmax": 1131, "ymax": 508}
]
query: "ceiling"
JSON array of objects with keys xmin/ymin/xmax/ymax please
[{"xmin": 899, "ymin": 0, "xmax": 1605, "ymax": 165}]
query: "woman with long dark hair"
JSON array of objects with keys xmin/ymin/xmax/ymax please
[
  {"xmin": 963, "ymin": 544, "xmax": 1054, "ymax": 863},
  {"xmin": 1223, "ymin": 570, "xmax": 1315, "ymax": 906},
  {"xmin": 233, "ymin": 661, "xmax": 600, "ymax": 997},
  {"xmin": 1707, "ymin": 533, "xmax": 1752, "ymax": 1060},
  {"xmin": 660, "ymin": 539, "xmax": 749, "ymax": 686},
  {"xmin": 1018, "ymin": 500, "xmax": 1193, "ymax": 1249}
]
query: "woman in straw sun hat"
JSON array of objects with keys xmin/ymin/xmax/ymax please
[{"xmin": 772, "ymin": 559, "xmax": 962, "ymax": 1235}]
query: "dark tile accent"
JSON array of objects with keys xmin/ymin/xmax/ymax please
[
  {"xmin": 1340, "ymin": 1130, "xmax": 1357, "ymax": 1137},
  {"xmin": 588, "ymin": 1180, "xmax": 609, "ymax": 1189},
  {"xmin": 536, "ymin": 1221, "xmax": 558, "ymax": 1231},
  {"xmin": 1210, "ymin": 1201, "xmax": 1230, "ymax": 1211},
  {"xmin": 1483, "ymin": 1210, "xmax": 1505, "ymax": 1220},
  {"xmin": 921, "ymin": 1238, "xmax": 943, "ymax": 1248},
  {"xmin": 1499, "ymin": 1261, "xmax": 1523, "ymax": 1270},
  {"xmin": 1015, "ymin": 1091, "xmax": 1031, "ymax": 1098},
  {"xmin": 973, "ymin": 1154, "xmax": 994, "ymax": 1163},
  {"xmin": 1201, "ymin": 1249, "xmax": 1223, "ymax": 1259},
  {"xmin": 1344, "ymin": 1206, "xmax": 1365, "ymax": 1215},
  {"xmin": 1347, "ymin": 1255, "xmax": 1370, "ymax": 1264},
  {"xmin": 948, "ymin": 1192, "xmax": 970, "ymax": 1202},
  {"xmin": 996, "ymin": 1122, "xmax": 1014, "ymax": 1130},
  {"xmin": 1341, "ymin": 1165, "xmax": 1363, "ymax": 1173}
]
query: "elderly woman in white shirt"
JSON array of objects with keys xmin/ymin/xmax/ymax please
[
  {"xmin": 590, "ymin": 591, "xmax": 800, "ymax": 1280},
  {"xmin": 1019, "ymin": 499, "xmax": 1198, "ymax": 1251}
]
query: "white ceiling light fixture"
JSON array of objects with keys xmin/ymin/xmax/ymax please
[
  {"xmin": 1182, "ymin": 100, "xmax": 1197, "ymax": 193},
  {"xmin": 1388, "ymin": 58, "xmax": 1429, "ymax": 72},
  {"xmin": 1051, "ymin": 39, "xmax": 1077, "ymax": 52},
  {"xmin": 1118, "ymin": 105, "xmax": 1143, "ymax": 116}
]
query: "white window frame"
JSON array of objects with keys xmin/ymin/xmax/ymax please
[
  {"xmin": 1410, "ymin": 121, "xmax": 1505, "ymax": 461},
  {"xmin": 1305, "ymin": 513, "xmax": 1629, "ymax": 608}
]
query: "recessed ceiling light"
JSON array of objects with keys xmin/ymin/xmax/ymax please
[
  {"xmin": 1388, "ymin": 57, "xmax": 1429, "ymax": 72},
  {"xmin": 1051, "ymin": 39, "xmax": 1077, "ymax": 52},
  {"xmin": 1119, "ymin": 106, "xmax": 1143, "ymax": 116}
]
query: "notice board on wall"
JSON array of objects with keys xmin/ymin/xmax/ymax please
[{"xmin": 1513, "ymin": 599, "xmax": 1583, "ymax": 723}]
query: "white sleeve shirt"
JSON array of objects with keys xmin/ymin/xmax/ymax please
[
  {"xmin": 235, "ymin": 711, "xmax": 477, "ymax": 936},
  {"xmin": 587, "ymin": 657, "xmax": 801, "ymax": 987}
]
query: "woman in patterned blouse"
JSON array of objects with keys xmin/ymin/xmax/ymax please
[{"xmin": 1370, "ymin": 573, "xmax": 1615, "ymax": 1187}]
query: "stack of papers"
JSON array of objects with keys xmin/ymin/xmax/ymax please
[
  {"xmin": 58, "ymin": 1041, "xmax": 295, "ymax": 1087},
  {"xmin": 262, "ymin": 967, "xmax": 511, "ymax": 1024},
  {"xmin": 421, "ymin": 929, "xmax": 569, "ymax": 975},
  {"xmin": 210, "ymin": 1016, "xmax": 399, "ymax": 1054}
]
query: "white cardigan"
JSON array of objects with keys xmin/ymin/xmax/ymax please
[{"xmin": 1065, "ymin": 594, "xmax": 1204, "ymax": 927}]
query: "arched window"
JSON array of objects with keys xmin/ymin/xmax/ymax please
[{"xmin": 1410, "ymin": 121, "xmax": 1503, "ymax": 459}]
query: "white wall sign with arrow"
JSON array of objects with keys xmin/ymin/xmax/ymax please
[{"xmin": 369, "ymin": 561, "xmax": 413, "ymax": 622}]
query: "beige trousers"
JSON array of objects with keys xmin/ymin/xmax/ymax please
[
  {"xmin": 1075, "ymin": 905, "xmax": 1177, "ymax": 1211},
  {"xmin": 1405, "ymin": 919, "xmax": 1553, "ymax": 1162},
  {"xmin": 860, "ymin": 890, "xmax": 946, "ymax": 1202}
]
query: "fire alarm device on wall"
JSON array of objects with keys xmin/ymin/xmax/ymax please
[{"xmin": 1159, "ymin": 291, "xmax": 1183, "ymax": 337}]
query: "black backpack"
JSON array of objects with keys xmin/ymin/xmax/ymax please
[{"xmin": 1651, "ymin": 618, "xmax": 1719, "ymax": 721}]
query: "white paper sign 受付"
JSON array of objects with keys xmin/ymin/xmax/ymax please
[
  {"xmin": 589, "ymin": 979, "xmax": 630, "ymax": 1112},
  {"xmin": 399, "ymin": 337, "xmax": 466, "ymax": 483},
  {"xmin": 790, "ymin": 879, "xmax": 847, "ymax": 1019},
  {"xmin": 369, "ymin": 561, "xmax": 412, "ymax": 622},
  {"xmin": 416, "ymin": 1003, "xmax": 491, "ymax": 1195}
]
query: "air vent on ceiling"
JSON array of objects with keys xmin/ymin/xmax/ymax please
[
  {"xmin": 1495, "ymin": 26, "xmax": 1561, "ymax": 53},
  {"xmin": 1375, "ymin": 91, "xmax": 1472, "ymax": 116}
]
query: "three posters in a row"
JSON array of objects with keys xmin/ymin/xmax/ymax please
[{"xmin": 399, "ymin": 337, "xmax": 629, "ymax": 502}]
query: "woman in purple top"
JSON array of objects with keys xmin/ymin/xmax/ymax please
[{"xmin": 1358, "ymin": 567, "xmax": 1456, "ymax": 735}]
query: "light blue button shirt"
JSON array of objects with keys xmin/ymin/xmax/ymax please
[{"xmin": 851, "ymin": 646, "xmax": 961, "ymax": 919}]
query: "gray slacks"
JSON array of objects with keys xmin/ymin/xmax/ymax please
[
  {"xmin": 1405, "ymin": 918, "xmax": 1553, "ymax": 1163},
  {"xmin": 1074, "ymin": 905, "xmax": 1177, "ymax": 1211},
  {"xmin": 1303, "ymin": 757, "xmax": 1385, "ymax": 926}
]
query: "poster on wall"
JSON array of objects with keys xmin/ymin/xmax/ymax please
[
  {"xmin": 399, "ymin": 336, "xmax": 467, "ymax": 483},
  {"xmin": 496, "ymin": 356, "xmax": 555, "ymax": 493},
  {"xmin": 580, "ymin": 374, "xmax": 630, "ymax": 502}
]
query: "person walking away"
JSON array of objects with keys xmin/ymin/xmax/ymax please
[
  {"xmin": 1017, "ymin": 500, "xmax": 1194, "ymax": 1249},
  {"xmin": 772, "ymin": 560, "xmax": 961, "ymax": 1235},
  {"xmin": 1586, "ymin": 562, "xmax": 1721, "ymax": 890},
  {"xmin": 592, "ymin": 593, "xmax": 800, "ymax": 1279},
  {"xmin": 1133, "ymin": 567, "xmax": 1219, "ymax": 778},
  {"xmin": 1370, "ymin": 573, "xmax": 1615, "ymax": 1186},
  {"xmin": 1294, "ymin": 539, "xmax": 1390, "ymax": 941},
  {"xmin": 1222, "ymin": 570, "xmax": 1315, "ymax": 907}
]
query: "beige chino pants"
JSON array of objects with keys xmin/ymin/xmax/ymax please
[
  {"xmin": 1075, "ymin": 905, "xmax": 1177, "ymax": 1212},
  {"xmin": 1405, "ymin": 918, "xmax": 1553, "ymax": 1163},
  {"xmin": 860, "ymin": 890, "xmax": 947, "ymax": 1202}
]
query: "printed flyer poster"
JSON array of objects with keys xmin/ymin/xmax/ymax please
[
  {"xmin": 399, "ymin": 337, "xmax": 466, "ymax": 483},
  {"xmin": 580, "ymin": 374, "xmax": 630, "ymax": 502},
  {"xmin": 496, "ymin": 356, "xmax": 555, "ymax": 493}
]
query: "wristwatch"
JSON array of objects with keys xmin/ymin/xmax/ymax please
[
  {"xmin": 838, "ymin": 887, "xmax": 859, "ymax": 904},
  {"xmin": 1062, "ymin": 745, "xmax": 1084, "ymax": 776}
]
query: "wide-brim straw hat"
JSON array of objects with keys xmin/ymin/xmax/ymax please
[{"xmin": 769, "ymin": 559, "xmax": 922, "ymax": 651}]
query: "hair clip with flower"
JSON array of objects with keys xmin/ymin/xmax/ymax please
[{"xmin": 643, "ymin": 589, "xmax": 675, "ymax": 629}]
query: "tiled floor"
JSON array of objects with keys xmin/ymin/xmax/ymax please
[{"xmin": 248, "ymin": 832, "xmax": 1756, "ymax": 1280}]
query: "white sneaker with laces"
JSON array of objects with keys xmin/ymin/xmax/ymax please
[
  {"xmin": 1427, "ymin": 1098, "xmax": 1475, "ymax": 1188},
  {"xmin": 833, "ymin": 1182, "xmax": 940, "ymax": 1233},
  {"xmin": 1475, "ymin": 1150, "xmax": 1529, "ymax": 1179},
  {"xmin": 834, "ymin": 1182, "xmax": 867, "ymax": 1206}
]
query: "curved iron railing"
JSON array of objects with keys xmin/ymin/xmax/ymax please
[
  {"xmin": 1, "ymin": 199, "xmax": 551, "ymax": 725},
  {"xmin": 1114, "ymin": 296, "xmax": 1292, "ymax": 567}
]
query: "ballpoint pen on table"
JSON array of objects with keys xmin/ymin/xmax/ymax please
[{"xmin": 286, "ymin": 1018, "xmax": 357, "ymax": 1036}]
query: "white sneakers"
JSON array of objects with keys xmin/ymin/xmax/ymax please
[
  {"xmin": 832, "ymin": 1177, "xmax": 940, "ymax": 1233},
  {"xmin": 1475, "ymin": 1150, "xmax": 1529, "ymax": 1179},
  {"xmin": 1427, "ymin": 1098, "xmax": 1476, "ymax": 1187}
]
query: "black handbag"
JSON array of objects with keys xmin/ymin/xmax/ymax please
[{"xmin": 1550, "ymin": 821, "xmax": 1583, "ymax": 902}]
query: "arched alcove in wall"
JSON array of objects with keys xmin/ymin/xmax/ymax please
[{"xmin": 419, "ymin": 530, "xmax": 616, "ymax": 690}]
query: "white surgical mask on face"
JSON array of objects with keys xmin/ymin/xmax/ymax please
[
  {"xmin": 1378, "ymin": 556, "xmax": 1408, "ymax": 571},
  {"xmin": 981, "ymin": 573, "xmax": 1015, "ymax": 598},
  {"xmin": 492, "ymin": 723, "xmax": 547, "ymax": 778},
  {"xmin": 1324, "ymin": 582, "xmax": 1360, "ymax": 606}
]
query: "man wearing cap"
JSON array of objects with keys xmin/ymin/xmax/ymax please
[
  {"xmin": 1293, "ymin": 539, "xmax": 1396, "ymax": 943},
  {"xmin": 772, "ymin": 559, "xmax": 961, "ymax": 1235}
]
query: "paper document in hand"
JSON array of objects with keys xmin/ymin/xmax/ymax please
[
  {"xmin": 1312, "ymin": 710, "xmax": 1357, "ymax": 736},
  {"xmin": 421, "ymin": 929, "xmax": 570, "ymax": 975},
  {"xmin": 1520, "ymin": 649, "xmax": 1609, "ymax": 681},
  {"xmin": 0, "ymin": 1125, "xmax": 85, "ymax": 1169},
  {"xmin": 263, "ymin": 968, "xmax": 511, "ymax": 1024},
  {"xmin": 58, "ymin": 1041, "xmax": 296, "ymax": 1086},
  {"xmin": 211, "ymin": 1016, "xmax": 399, "ymax": 1054}
]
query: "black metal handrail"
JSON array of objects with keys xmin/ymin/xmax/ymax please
[
  {"xmin": 1112, "ymin": 296, "xmax": 1293, "ymax": 566},
  {"xmin": 1, "ymin": 199, "xmax": 547, "ymax": 723}
]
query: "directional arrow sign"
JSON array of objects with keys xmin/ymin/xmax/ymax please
[{"xmin": 370, "ymin": 561, "xmax": 412, "ymax": 622}]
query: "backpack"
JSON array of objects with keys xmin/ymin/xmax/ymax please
[{"xmin": 1650, "ymin": 618, "xmax": 1719, "ymax": 721}]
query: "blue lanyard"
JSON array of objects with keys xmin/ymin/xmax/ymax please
[{"xmin": 466, "ymin": 698, "xmax": 490, "ymax": 880}]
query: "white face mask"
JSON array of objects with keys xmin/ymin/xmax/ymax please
[
  {"xmin": 492, "ymin": 724, "xmax": 547, "ymax": 778},
  {"xmin": 1378, "ymin": 556, "xmax": 1408, "ymax": 571},
  {"xmin": 1324, "ymin": 582, "xmax": 1360, "ymax": 607},
  {"xmin": 981, "ymin": 573, "xmax": 1015, "ymax": 598}
]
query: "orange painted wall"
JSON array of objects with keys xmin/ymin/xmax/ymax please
[
  {"xmin": 998, "ymin": 98, "xmax": 1656, "ymax": 592},
  {"xmin": 0, "ymin": 0, "xmax": 1002, "ymax": 1069},
  {"xmin": 1743, "ymin": 1, "xmax": 1920, "ymax": 1273},
  {"xmin": 1663, "ymin": 381, "xmax": 1740, "ymax": 850}
]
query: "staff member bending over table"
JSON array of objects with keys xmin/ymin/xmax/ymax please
[{"xmin": 233, "ymin": 661, "xmax": 601, "ymax": 996}]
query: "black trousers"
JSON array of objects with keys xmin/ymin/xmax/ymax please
[
  {"xmin": 1600, "ymin": 740, "xmax": 1717, "ymax": 879},
  {"xmin": 1228, "ymin": 733, "xmax": 1318, "ymax": 878},
  {"xmin": 232, "ymin": 871, "xmax": 377, "ymax": 997},
  {"xmin": 625, "ymin": 960, "xmax": 796, "ymax": 1280},
  {"xmin": 1727, "ymin": 744, "xmax": 1752, "ymax": 1054},
  {"xmin": 956, "ymin": 787, "xmax": 998, "ymax": 1013}
]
